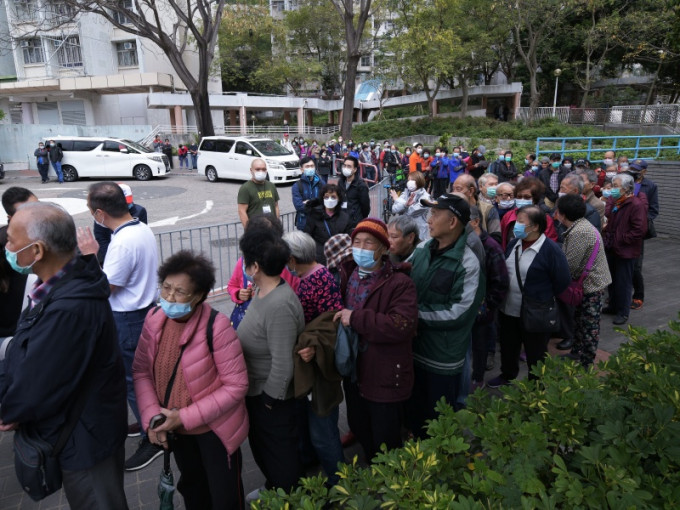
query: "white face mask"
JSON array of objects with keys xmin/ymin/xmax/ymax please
[
  {"xmin": 254, "ymin": 171, "xmax": 267, "ymax": 182},
  {"xmin": 342, "ymin": 167, "xmax": 353, "ymax": 178},
  {"xmin": 416, "ymin": 148, "xmax": 423, "ymax": 154},
  {"xmin": 406, "ymin": 180, "xmax": 417, "ymax": 191},
  {"xmin": 324, "ymin": 197, "xmax": 338, "ymax": 209},
  {"xmin": 603, "ymin": 158, "xmax": 614, "ymax": 166}
]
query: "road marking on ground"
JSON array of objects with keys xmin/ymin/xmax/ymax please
[
  {"xmin": 148, "ymin": 200, "xmax": 214, "ymax": 227},
  {"xmin": 0, "ymin": 197, "xmax": 90, "ymax": 226}
]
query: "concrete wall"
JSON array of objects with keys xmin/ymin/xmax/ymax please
[
  {"xmin": 646, "ymin": 161, "xmax": 678, "ymax": 239},
  {"xmin": 0, "ymin": 124, "xmax": 151, "ymax": 170}
]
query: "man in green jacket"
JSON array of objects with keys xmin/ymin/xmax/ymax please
[{"xmin": 407, "ymin": 193, "xmax": 485, "ymax": 438}]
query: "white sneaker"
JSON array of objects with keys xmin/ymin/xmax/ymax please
[{"xmin": 245, "ymin": 486, "xmax": 265, "ymax": 503}]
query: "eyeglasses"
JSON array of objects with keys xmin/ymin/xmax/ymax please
[
  {"xmin": 159, "ymin": 283, "xmax": 193, "ymax": 301},
  {"xmin": 497, "ymin": 192, "xmax": 514, "ymax": 199}
]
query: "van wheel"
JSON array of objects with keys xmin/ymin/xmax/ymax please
[
  {"xmin": 206, "ymin": 166, "xmax": 218, "ymax": 182},
  {"xmin": 62, "ymin": 165, "xmax": 78, "ymax": 182},
  {"xmin": 134, "ymin": 165, "xmax": 152, "ymax": 181}
]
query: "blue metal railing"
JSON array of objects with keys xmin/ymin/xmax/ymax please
[{"xmin": 535, "ymin": 135, "xmax": 680, "ymax": 163}]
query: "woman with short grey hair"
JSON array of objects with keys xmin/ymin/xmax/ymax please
[
  {"xmin": 601, "ymin": 172, "xmax": 647, "ymax": 325},
  {"xmin": 282, "ymin": 231, "xmax": 344, "ymax": 485}
]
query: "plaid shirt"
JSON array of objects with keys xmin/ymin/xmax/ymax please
[
  {"xmin": 562, "ymin": 218, "xmax": 611, "ymax": 294},
  {"xmin": 28, "ymin": 258, "xmax": 77, "ymax": 308}
]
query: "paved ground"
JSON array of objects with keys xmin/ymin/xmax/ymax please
[{"xmin": 1, "ymin": 170, "xmax": 678, "ymax": 509}]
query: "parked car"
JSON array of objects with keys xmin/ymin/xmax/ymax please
[
  {"xmin": 46, "ymin": 136, "xmax": 170, "ymax": 182},
  {"xmin": 198, "ymin": 136, "xmax": 301, "ymax": 183}
]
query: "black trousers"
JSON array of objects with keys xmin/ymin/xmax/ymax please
[
  {"xmin": 632, "ymin": 241, "xmax": 645, "ymax": 300},
  {"xmin": 607, "ymin": 253, "xmax": 635, "ymax": 317},
  {"xmin": 498, "ymin": 312, "xmax": 549, "ymax": 381},
  {"xmin": 170, "ymin": 431, "xmax": 244, "ymax": 510},
  {"xmin": 557, "ymin": 299, "xmax": 575, "ymax": 341},
  {"xmin": 407, "ymin": 365, "xmax": 463, "ymax": 439},
  {"xmin": 344, "ymin": 380, "xmax": 403, "ymax": 460},
  {"xmin": 246, "ymin": 394, "xmax": 301, "ymax": 492},
  {"xmin": 62, "ymin": 445, "xmax": 128, "ymax": 510}
]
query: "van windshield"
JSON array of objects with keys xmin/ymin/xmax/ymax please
[
  {"xmin": 123, "ymin": 139, "xmax": 152, "ymax": 154},
  {"xmin": 251, "ymin": 140, "xmax": 293, "ymax": 157}
]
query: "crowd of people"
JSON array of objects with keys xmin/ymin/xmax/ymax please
[{"xmin": 0, "ymin": 136, "xmax": 659, "ymax": 508}]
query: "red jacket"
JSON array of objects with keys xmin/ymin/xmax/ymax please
[
  {"xmin": 603, "ymin": 194, "xmax": 647, "ymax": 259},
  {"xmin": 340, "ymin": 257, "xmax": 418, "ymax": 403},
  {"xmin": 500, "ymin": 208, "xmax": 558, "ymax": 251},
  {"xmin": 133, "ymin": 303, "xmax": 249, "ymax": 455}
]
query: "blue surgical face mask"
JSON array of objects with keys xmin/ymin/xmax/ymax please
[
  {"xmin": 524, "ymin": 158, "xmax": 529, "ymax": 165},
  {"xmin": 5, "ymin": 242, "xmax": 37, "ymax": 275},
  {"xmin": 513, "ymin": 222, "xmax": 528, "ymax": 239},
  {"xmin": 610, "ymin": 188, "xmax": 621, "ymax": 199},
  {"xmin": 487, "ymin": 186, "xmax": 497, "ymax": 198},
  {"xmin": 159, "ymin": 297, "xmax": 193, "ymax": 319},
  {"xmin": 505, "ymin": 156, "xmax": 512, "ymax": 162},
  {"xmin": 531, "ymin": 165, "xmax": 539, "ymax": 172},
  {"xmin": 602, "ymin": 189, "xmax": 612, "ymax": 198},
  {"xmin": 352, "ymin": 247, "xmax": 378, "ymax": 269},
  {"xmin": 515, "ymin": 198, "xmax": 533, "ymax": 208},
  {"xmin": 499, "ymin": 199, "xmax": 515, "ymax": 209},
  {"xmin": 498, "ymin": 155, "xmax": 505, "ymax": 161},
  {"xmin": 243, "ymin": 260, "xmax": 255, "ymax": 283},
  {"xmin": 304, "ymin": 168, "xmax": 316, "ymax": 178}
]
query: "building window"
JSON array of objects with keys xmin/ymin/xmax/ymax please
[
  {"xmin": 360, "ymin": 55, "xmax": 372, "ymax": 67},
  {"xmin": 14, "ymin": 0, "xmax": 38, "ymax": 21},
  {"xmin": 51, "ymin": 36, "xmax": 83, "ymax": 68},
  {"xmin": 116, "ymin": 41, "xmax": 138, "ymax": 67},
  {"xmin": 20, "ymin": 38, "xmax": 44, "ymax": 64},
  {"xmin": 112, "ymin": 0, "xmax": 133, "ymax": 25},
  {"xmin": 47, "ymin": 1, "xmax": 75, "ymax": 21}
]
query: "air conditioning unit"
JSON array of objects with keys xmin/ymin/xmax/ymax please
[
  {"xmin": 123, "ymin": 42, "xmax": 133, "ymax": 50},
  {"xmin": 19, "ymin": 40, "xmax": 29, "ymax": 48}
]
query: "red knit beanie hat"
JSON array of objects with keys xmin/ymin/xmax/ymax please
[{"xmin": 351, "ymin": 217, "xmax": 389, "ymax": 248}]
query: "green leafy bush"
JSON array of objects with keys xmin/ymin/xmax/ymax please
[{"xmin": 254, "ymin": 318, "xmax": 680, "ymax": 509}]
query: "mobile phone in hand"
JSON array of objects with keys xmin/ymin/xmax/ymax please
[{"xmin": 149, "ymin": 414, "xmax": 166, "ymax": 430}]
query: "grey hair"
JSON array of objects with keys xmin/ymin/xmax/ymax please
[
  {"xmin": 282, "ymin": 230, "xmax": 317, "ymax": 264},
  {"xmin": 563, "ymin": 173, "xmax": 584, "ymax": 193},
  {"xmin": 575, "ymin": 167, "xmax": 598, "ymax": 184},
  {"xmin": 613, "ymin": 172, "xmax": 634, "ymax": 192},
  {"xmin": 478, "ymin": 173, "xmax": 498, "ymax": 187},
  {"xmin": 388, "ymin": 215, "xmax": 420, "ymax": 245},
  {"xmin": 18, "ymin": 201, "xmax": 77, "ymax": 255}
]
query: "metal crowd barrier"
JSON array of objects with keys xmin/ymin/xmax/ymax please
[{"xmin": 154, "ymin": 179, "xmax": 388, "ymax": 298}]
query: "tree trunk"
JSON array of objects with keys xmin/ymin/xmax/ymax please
[
  {"xmin": 580, "ymin": 86, "xmax": 590, "ymax": 109},
  {"xmin": 460, "ymin": 77, "xmax": 469, "ymax": 117},
  {"xmin": 341, "ymin": 54, "xmax": 360, "ymax": 138},
  {"xmin": 528, "ymin": 70, "xmax": 539, "ymax": 122}
]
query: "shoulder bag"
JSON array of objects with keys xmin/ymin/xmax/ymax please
[
  {"xmin": 230, "ymin": 264, "xmax": 251, "ymax": 330},
  {"xmin": 558, "ymin": 234, "xmax": 600, "ymax": 307},
  {"xmin": 514, "ymin": 247, "xmax": 560, "ymax": 333}
]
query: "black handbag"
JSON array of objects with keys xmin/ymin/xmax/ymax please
[
  {"xmin": 514, "ymin": 247, "xmax": 560, "ymax": 333},
  {"xmin": 644, "ymin": 217, "xmax": 657, "ymax": 240}
]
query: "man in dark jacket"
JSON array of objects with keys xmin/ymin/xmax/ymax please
[
  {"xmin": 292, "ymin": 156, "xmax": 325, "ymax": 231},
  {"xmin": 538, "ymin": 152, "xmax": 569, "ymax": 207},
  {"xmin": 0, "ymin": 202, "xmax": 128, "ymax": 509},
  {"xmin": 338, "ymin": 156, "xmax": 370, "ymax": 225},
  {"xmin": 47, "ymin": 140, "xmax": 64, "ymax": 184}
]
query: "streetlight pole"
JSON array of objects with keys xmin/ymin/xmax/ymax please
[{"xmin": 552, "ymin": 68, "xmax": 561, "ymax": 118}]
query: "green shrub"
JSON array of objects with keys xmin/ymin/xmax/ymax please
[{"xmin": 254, "ymin": 318, "xmax": 680, "ymax": 509}]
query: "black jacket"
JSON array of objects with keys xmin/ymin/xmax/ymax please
[
  {"xmin": 48, "ymin": 144, "xmax": 63, "ymax": 163},
  {"xmin": 0, "ymin": 255, "xmax": 127, "ymax": 470},
  {"xmin": 337, "ymin": 175, "xmax": 370, "ymax": 225},
  {"xmin": 538, "ymin": 166, "xmax": 570, "ymax": 204},
  {"xmin": 304, "ymin": 200, "xmax": 355, "ymax": 264}
]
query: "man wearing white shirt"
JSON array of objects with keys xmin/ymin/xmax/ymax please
[{"xmin": 78, "ymin": 181, "xmax": 161, "ymax": 472}]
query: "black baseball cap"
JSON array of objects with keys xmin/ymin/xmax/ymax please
[{"xmin": 420, "ymin": 193, "xmax": 471, "ymax": 224}]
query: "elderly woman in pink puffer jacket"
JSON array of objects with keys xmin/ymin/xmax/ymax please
[{"xmin": 133, "ymin": 250, "xmax": 249, "ymax": 510}]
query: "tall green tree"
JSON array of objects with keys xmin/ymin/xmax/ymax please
[{"xmin": 387, "ymin": 0, "xmax": 460, "ymax": 117}]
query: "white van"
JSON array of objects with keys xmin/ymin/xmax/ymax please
[
  {"xmin": 198, "ymin": 136, "xmax": 301, "ymax": 183},
  {"xmin": 47, "ymin": 136, "xmax": 170, "ymax": 182}
]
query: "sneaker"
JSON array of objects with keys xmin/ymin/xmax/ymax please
[
  {"xmin": 631, "ymin": 299, "xmax": 643, "ymax": 310},
  {"xmin": 124, "ymin": 438, "xmax": 163, "ymax": 471},
  {"xmin": 246, "ymin": 486, "xmax": 266, "ymax": 503},
  {"xmin": 486, "ymin": 376, "xmax": 511, "ymax": 389},
  {"xmin": 485, "ymin": 352, "xmax": 495, "ymax": 371},
  {"xmin": 127, "ymin": 423, "xmax": 141, "ymax": 437},
  {"xmin": 613, "ymin": 315, "xmax": 628, "ymax": 325},
  {"xmin": 471, "ymin": 380, "xmax": 485, "ymax": 392}
]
